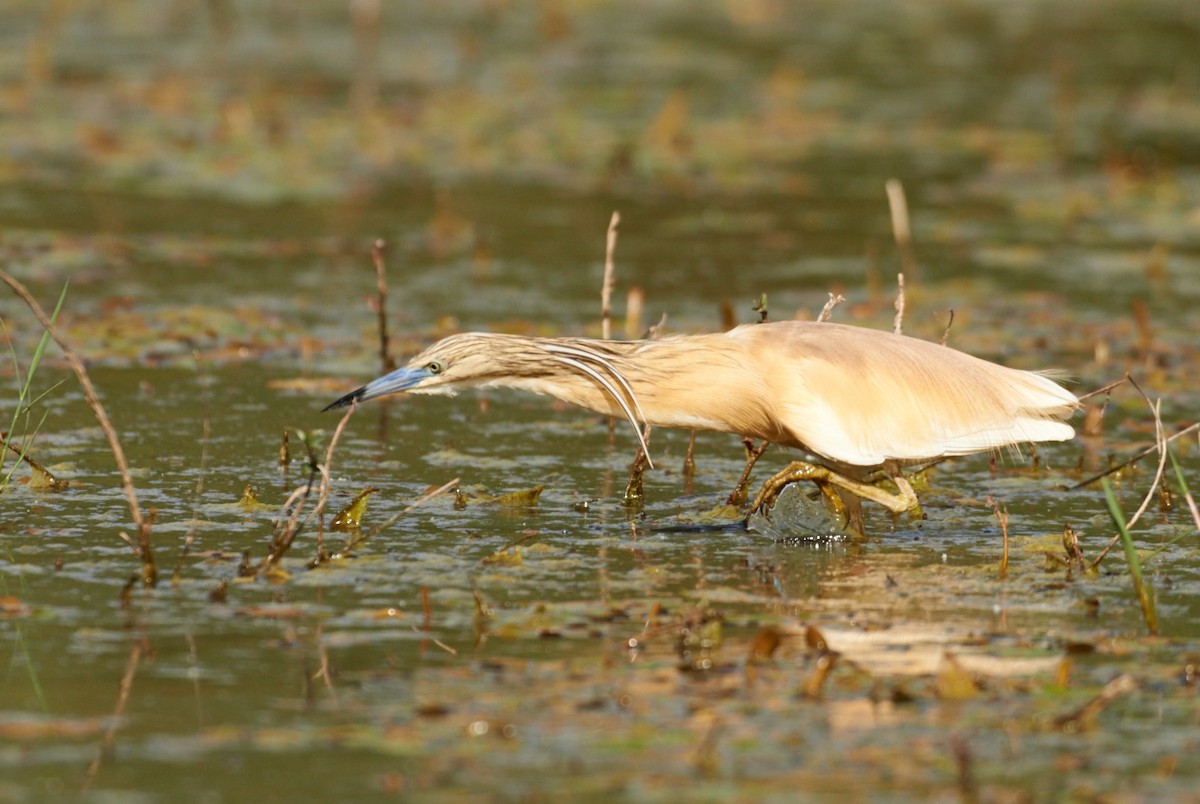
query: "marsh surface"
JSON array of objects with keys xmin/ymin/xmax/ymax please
[{"xmin": 2, "ymin": 1, "xmax": 1199, "ymax": 799}]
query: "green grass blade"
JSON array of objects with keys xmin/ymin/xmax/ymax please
[
  {"xmin": 19, "ymin": 280, "xmax": 69, "ymax": 404},
  {"xmin": 1167, "ymin": 447, "xmax": 1200, "ymax": 533},
  {"xmin": 2, "ymin": 282, "xmax": 68, "ymax": 489},
  {"xmin": 1101, "ymin": 478, "xmax": 1158, "ymax": 635}
]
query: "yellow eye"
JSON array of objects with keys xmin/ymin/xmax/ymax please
[{"xmin": 427, "ymin": 360, "xmax": 445, "ymax": 375}]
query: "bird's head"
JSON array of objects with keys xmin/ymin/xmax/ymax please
[{"xmin": 323, "ymin": 333, "xmax": 540, "ymax": 411}]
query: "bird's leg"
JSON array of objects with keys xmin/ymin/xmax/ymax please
[
  {"xmin": 726, "ymin": 439, "xmax": 771, "ymax": 507},
  {"xmin": 750, "ymin": 461, "xmax": 920, "ymax": 516}
]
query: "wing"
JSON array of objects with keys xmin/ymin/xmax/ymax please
[{"xmin": 735, "ymin": 322, "xmax": 1077, "ymax": 466}]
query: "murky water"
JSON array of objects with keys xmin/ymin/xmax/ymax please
[{"xmin": 2, "ymin": 0, "xmax": 1199, "ymax": 800}]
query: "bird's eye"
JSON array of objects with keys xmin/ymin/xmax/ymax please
[{"xmin": 427, "ymin": 360, "xmax": 445, "ymax": 375}]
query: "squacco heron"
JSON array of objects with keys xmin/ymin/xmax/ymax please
[{"xmin": 325, "ymin": 320, "xmax": 1077, "ymax": 516}]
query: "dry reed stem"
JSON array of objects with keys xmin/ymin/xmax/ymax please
[
  {"xmin": 312, "ymin": 402, "xmax": 359, "ymax": 545},
  {"xmin": 1072, "ymin": 420, "xmax": 1198, "ymax": 490},
  {"xmin": 817, "ymin": 292, "xmax": 845, "ymax": 323},
  {"xmin": 269, "ymin": 483, "xmax": 316, "ymax": 560},
  {"xmin": 371, "ymin": 239, "xmax": 394, "ymax": 373},
  {"xmin": 602, "ymin": 211, "xmax": 620, "ymax": 341},
  {"xmin": 893, "ymin": 273, "xmax": 906, "ymax": 335},
  {"xmin": 1, "ymin": 270, "xmax": 148, "ymax": 549},
  {"xmin": 1077, "ymin": 376, "xmax": 1130, "ymax": 403},
  {"xmin": 1121, "ymin": 387, "xmax": 1167, "ymax": 533},
  {"xmin": 940, "ymin": 310, "xmax": 955, "ymax": 346},
  {"xmin": 263, "ymin": 404, "xmax": 357, "ymax": 573}
]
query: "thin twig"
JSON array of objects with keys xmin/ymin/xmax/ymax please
[
  {"xmin": 602, "ymin": 211, "xmax": 620, "ymax": 341},
  {"xmin": 371, "ymin": 239, "xmax": 395, "ymax": 373},
  {"xmin": 601, "ymin": 212, "xmax": 620, "ymax": 447},
  {"xmin": 893, "ymin": 273, "xmax": 906, "ymax": 335},
  {"xmin": 331, "ymin": 477, "xmax": 461, "ymax": 558},
  {"xmin": 817, "ymin": 292, "xmax": 845, "ymax": 323},
  {"xmin": 1077, "ymin": 376, "xmax": 1130, "ymax": 404},
  {"xmin": 1, "ymin": 270, "xmax": 148, "ymax": 552},
  {"xmin": 1070, "ymin": 420, "xmax": 1198, "ymax": 490},
  {"xmin": 260, "ymin": 481, "xmax": 319, "ymax": 575},
  {"xmin": 315, "ymin": 404, "xmax": 357, "ymax": 523},
  {"xmin": 940, "ymin": 310, "xmax": 955, "ymax": 346},
  {"xmin": 0, "ymin": 435, "xmax": 66, "ymax": 489},
  {"xmin": 1122, "ymin": 382, "xmax": 1168, "ymax": 533}
]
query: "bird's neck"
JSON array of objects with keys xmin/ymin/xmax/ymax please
[{"xmin": 505, "ymin": 334, "xmax": 787, "ymax": 443}]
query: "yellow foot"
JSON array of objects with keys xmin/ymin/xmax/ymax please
[{"xmin": 749, "ymin": 461, "xmax": 921, "ymax": 516}]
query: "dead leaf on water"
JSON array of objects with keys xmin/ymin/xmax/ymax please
[
  {"xmin": 331, "ymin": 487, "xmax": 378, "ymax": 531},
  {"xmin": 3, "ymin": 440, "xmax": 69, "ymax": 491},
  {"xmin": 25, "ymin": 459, "xmax": 69, "ymax": 492},
  {"xmin": 487, "ymin": 485, "xmax": 545, "ymax": 508}
]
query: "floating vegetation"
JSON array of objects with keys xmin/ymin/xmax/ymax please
[{"xmin": 1, "ymin": 0, "xmax": 1199, "ymax": 800}]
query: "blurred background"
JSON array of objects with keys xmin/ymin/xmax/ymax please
[
  {"xmin": 2, "ymin": 1, "xmax": 1200, "ymax": 800},
  {"xmin": 3, "ymin": 0, "xmax": 1198, "ymax": 343}
]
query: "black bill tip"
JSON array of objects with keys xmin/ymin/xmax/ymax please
[{"xmin": 322, "ymin": 387, "xmax": 366, "ymax": 412}]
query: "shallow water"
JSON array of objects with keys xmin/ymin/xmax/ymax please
[{"xmin": 2, "ymin": 0, "xmax": 1200, "ymax": 800}]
